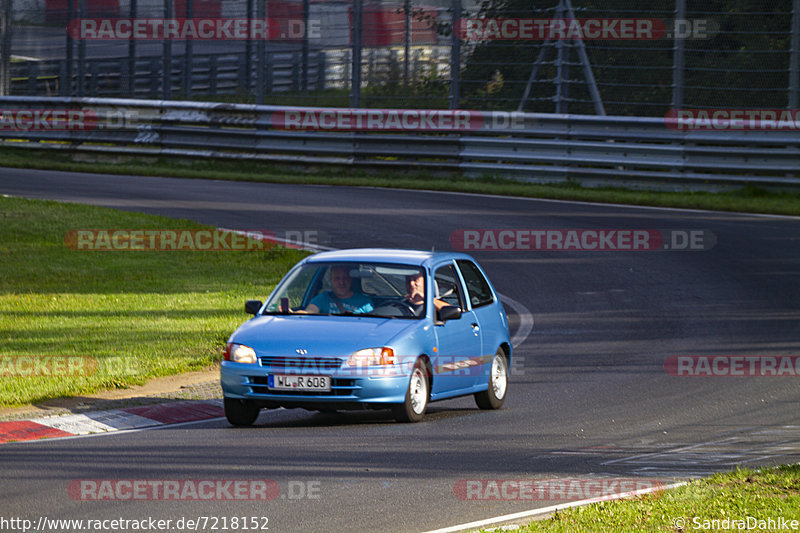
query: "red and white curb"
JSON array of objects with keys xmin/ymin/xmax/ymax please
[{"xmin": 0, "ymin": 400, "xmax": 223, "ymax": 444}]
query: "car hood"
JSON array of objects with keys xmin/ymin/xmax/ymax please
[{"xmin": 228, "ymin": 314, "xmax": 421, "ymax": 357}]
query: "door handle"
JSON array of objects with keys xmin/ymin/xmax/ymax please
[{"xmin": 471, "ymin": 323, "xmax": 480, "ymax": 336}]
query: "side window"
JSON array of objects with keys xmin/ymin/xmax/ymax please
[
  {"xmin": 434, "ymin": 264, "xmax": 464, "ymax": 308},
  {"xmin": 456, "ymin": 260, "xmax": 494, "ymax": 308}
]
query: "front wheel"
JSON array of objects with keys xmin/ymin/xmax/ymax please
[
  {"xmin": 474, "ymin": 349, "xmax": 508, "ymax": 410},
  {"xmin": 393, "ymin": 359, "xmax": 429, "ymax": 423},
  {"xmin": 224, "ymin": 398, "xmax": 260, "ymax": 426}
]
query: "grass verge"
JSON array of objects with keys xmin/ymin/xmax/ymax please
[
  {"xmin": 1, "ymin": 147, "xmax": 799, "ymax": 216},
  {"xmin": 0, "ymin": 195, "xmax": 308, "ymax": 406},
  {"xmin": 517, "ymin": 465, "xmax": 800, "ymax": 532}
]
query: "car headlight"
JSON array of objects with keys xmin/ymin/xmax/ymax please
[
  {"xmin": 224, "ymin": 343, "xmax": 257, "ymax": 364},
  {"xmin": 346, "ymin": 347, "xmax": 395, "ymax": 366}
]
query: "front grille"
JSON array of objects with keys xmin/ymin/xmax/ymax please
[{"xmin": 260, "ymin": 356, "xmax": 343, "ymax": 371}]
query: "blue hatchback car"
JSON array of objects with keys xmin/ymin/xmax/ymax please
[{"xmin": 221, "ymin": 248, "xmax": 511, "ymax": 424}]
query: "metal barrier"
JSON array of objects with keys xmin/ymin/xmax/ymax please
[
  {"xmin": 8, "ymin": 47, "xmax": 451, "ymax": 100},
  {"xmin": 0, "ymin": 96, "xmax": 798, "ymax": 190}
]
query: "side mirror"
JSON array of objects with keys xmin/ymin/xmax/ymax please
[
  {"xmin": 438, "ymin": 305, "xmax": 462, "ymax": 322},
  {"xmin": 245, "ymin": 300, "xmax": 263, "ymax": 315}
]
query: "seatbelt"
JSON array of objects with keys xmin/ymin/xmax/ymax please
[{"xmin": 329, "ymin": 293, "xmax": 346, "ymax": 313}]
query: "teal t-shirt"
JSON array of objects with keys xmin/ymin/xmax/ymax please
[{"xmin": 310, "ymin": 292, "xmax": 374, "ymax": 314}]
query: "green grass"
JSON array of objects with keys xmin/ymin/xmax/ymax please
[
  {"xmin": 516, "ymin": 465, "xmax": 800, "ymax": 532},
  {"xmin": 0, "ymin": 196, "xmax": 308, "ymax": 406},
  {"xmin": 1, "ymin": 146, "xmax": 799, "ymax": 216}
]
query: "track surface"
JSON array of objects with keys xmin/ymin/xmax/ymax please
[{"xmin": 1, "ymin": 168, "xmax": 799, "ymax": 532}]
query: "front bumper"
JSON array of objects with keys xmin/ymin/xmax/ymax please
[{"xmin": 220, "ymin": 360, "xmax": 411, "ymax": 408}]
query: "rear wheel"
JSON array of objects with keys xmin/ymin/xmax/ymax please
[
  {"xmin": 393, "ymin": 359, "xmax": 429, "ymax": 423},
  {"xmin": 475, "ymin": 349, "xmax": 508, "ymax": 410},
  {"xmin": 224, "ymin": 398, "xmax": 260, "ymax": 426}
]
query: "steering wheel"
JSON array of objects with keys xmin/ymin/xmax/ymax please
[{"xmin": 389, "ymin": 301, "xmax": 418, "ymax": 317}]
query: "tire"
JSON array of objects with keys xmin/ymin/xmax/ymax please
[
  {"xmin": 224, "ymin": 398, "xmax": 260, "ymax": 426},
  {"xmin": 474, "ymin": 349, "xmax": 508, "ymax": 410},
  {"xmin": 393, "ymin": 359, "xmax": 429, "ymax": 423}
]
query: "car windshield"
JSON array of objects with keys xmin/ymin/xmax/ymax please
[{"xmin": 263, "ymin": 262, "xmax": 426, "ymax": 319}]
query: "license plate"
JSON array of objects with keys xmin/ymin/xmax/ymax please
[{"xmin": 268, "ymin": 374, "xmax": 331, "ymax": 391}]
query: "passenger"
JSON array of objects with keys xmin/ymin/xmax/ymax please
[{"xmin": 305, "ymin": 265, "xmax": 374, "ymax": 314}]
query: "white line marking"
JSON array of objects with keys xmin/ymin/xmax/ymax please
[
  {"xmin": 353, "ymin": 185, "xmax": 800, "ymax": 220},
  {"xmin": 218, "ymin": 227, "xmax": 335, "ymax": 252},
  {"xmin": 420, "ymin": 481, "xmax": 687, "ymax": 533},
  {"xmin": 602, "ymin": 435, "xmax": 754, "ymax": 465},
  {"xmin": 499, "ymin": 294, "xmax": 534, "ymax": 348}
]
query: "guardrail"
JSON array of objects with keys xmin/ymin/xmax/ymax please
[{"xmin": 0, "ymin": 96, "xmax": 798, "ymax": 190}]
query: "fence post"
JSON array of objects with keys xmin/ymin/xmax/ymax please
[
  {"xmin": 317, "ymin": 50, "xmax": 326, "ymax": 90},
  {"xmin": 245, "ymin": 0, "xmax": 254, "ymax": 97},
  {"xmin": 184, "ymin": 0, "xmax": 193, "ymax": 98},
  {"xmin": 449, "ymin": 0, "xmax": 460, "ymax": 109},
  {"xmin": 553, "ymin": 0, "xmax": 567, "ymax": 114},
  {"xmin": 26, "ymin": 61, "xmax": 38, "ymax": 95},
  {"xmin": 163, "ymin": 0, "xmax": 173, "ymax": 100},
  {"xmin": 404, "ymin": 0, "xmax": 410, "ymax": 85},
  {"xmin": 564, "ymin": 0, "xmax": 605, "ymax": 115},
  {"xmin": 0, "ymin": 0, "xmax": 10, "ymax": 96},
  {"xmin": 672, "ymin": 0, "xmax": 686, "ymax": 109},
  {"xmin": 293, "ymin": 50, "xmax": 301, "ymax": 91},
  {"xmin": 127, "ymin": 0, "xmax": 137, "ymax": 96},
  {"xmin": 302, "ymin": 0, "xmax": 309, "ymax": 93},
  {"xmin": 77, "ymin": 0, "xmax": 87, "ymax": 96},
  {"xmin": 63, "ymin": 0, "xmax": 74, "ymax": 95},
  {"xmin": 256, "ymin": 0, "xmax": 266, "ymax": 104},
  {"xmin": 209, "ymin": 55, "xmax": 217, "ymax": 94},
  {"xmin": 790, "ymin": 0, "xmax": 800, "ymax": 108},
  {"xmin": 150, "ymin": 58, "xmax": 159, "ymax": 97},
  {"xmin": 351, "ymin": 0, "xmax": 362, "ymax": 107}
]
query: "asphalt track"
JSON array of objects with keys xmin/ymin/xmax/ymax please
[{"xmin": 1, "ymin": 168, "xmax": 799, "ymax": 532}]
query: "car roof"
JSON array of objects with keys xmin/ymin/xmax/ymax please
[{"xmin": 303, "ymin": 248, "xmax": 473, "ymax": 267}]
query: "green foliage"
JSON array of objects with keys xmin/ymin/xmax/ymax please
[
  {"xmin": 458, "ymin": 0, "xmax": 795, "ymax": 114},
  {"xmin": 0, "ymin": 196, "xmax": 307, "ymax": 405}
]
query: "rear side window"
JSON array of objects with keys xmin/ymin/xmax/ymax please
[{"xmin": 456, "ymin": 260, "xmax": 494, "ymax": 308}]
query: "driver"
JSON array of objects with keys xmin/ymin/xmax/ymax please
[
  {"xmin": 404, "ymin": 272, "xmax": 448, "ymax": 316},
  {"xmin": 305, "ymin": 265, "xmax": 374, "ymax": 314}
]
